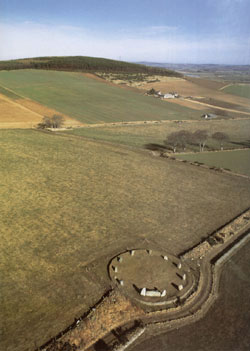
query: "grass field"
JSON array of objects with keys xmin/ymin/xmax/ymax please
[
  {"xmin": 65, "ymin": 119, "xmax": 250, "ymax": 150},
  {"xmin": 1, "ymin": 130, "xmax": 250, "ymax": 351},
  {"xmin": 0, "ymin": 70, "xmax": 202, "ymax": 124},
  {"xmin": 222, "ymin": 84, "xmax": 250, "ymax": 99},
  {"xmin": 175, "ymin": 149, "xmax": 250, "ymax": 176}
]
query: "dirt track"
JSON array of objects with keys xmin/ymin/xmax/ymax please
[{"xmin": 183, "ymin": 98, "xmax": 250, "ymax": 116}]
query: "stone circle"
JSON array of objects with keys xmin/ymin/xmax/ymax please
[{"xmin": 109, "ymin": 249, "xmax": 194, "ymax": 307}]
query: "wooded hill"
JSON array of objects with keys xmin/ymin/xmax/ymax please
[{"xmin": 0, "ymin": 56, "xmax": 182, "ymax": 77}]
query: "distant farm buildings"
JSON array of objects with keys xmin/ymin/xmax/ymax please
[{"xmin": 146, "ymin": 88, "xmax": 179, "ymax": 99}]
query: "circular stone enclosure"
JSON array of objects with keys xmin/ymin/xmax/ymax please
[{"xmin": 109, "ymin": 249, "xmax": 194, "ymax": 307}]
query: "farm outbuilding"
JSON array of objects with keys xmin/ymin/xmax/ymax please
[
  {"xmin": 201, "ymin": 113, "xmax": 217, "ymax": 119},
  {"xmin": 163, "ymin": 93, "xmax": 179, "ymax": 99}
]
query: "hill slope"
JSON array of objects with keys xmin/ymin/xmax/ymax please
[
  {"xmin": 0, "ymin": 70, "xmax": 202, "ymax": 124},
  {"xmin": 0, "ymin": 56, "xmax": 182, "ymax": 77}
]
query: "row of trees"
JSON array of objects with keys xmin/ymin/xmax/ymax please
[
  {"xmin": 165, "ymin": 130, "xmax": 229, "ymax": 153},
  {"xmin": 37, "ymin": 115, "xmax": 65, "ymax": 129}
]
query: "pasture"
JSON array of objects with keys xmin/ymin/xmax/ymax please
[
  {"xmin": 0, "ymin": 70, "xmax": 202, "ymax": 124},
  {"xmin": 1, "ymin": 130, "xmax": 250, "ymax": 351},
  {"xmin": 175, "ymin": 149, "xmax": 250, "ymax": 177},
  {"xmin": 222, "ymin": 84, "xmax": 250, "ymax": 100},
  {"xmin": 66, "ymin": 118, "xmax": 250, "ymax": 150}
]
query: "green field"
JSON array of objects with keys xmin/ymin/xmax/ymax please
[
  {"xmin": 222, "ymin": 84, "xmax": 250, "ymax": 99},
  {"xmin": 0, "ymin": 70, "xmax": 202, "ymax": 124},
  {"xmin": 65, "ymin": 118, "xmax": 250, "ymax": 149},
  {"xmin": 1, "ymin": 130, "xmax": 250, "ymax": 351},
  {"xmin": 175, "ymin": 149, "xmax": 250, "ymax": 176}
]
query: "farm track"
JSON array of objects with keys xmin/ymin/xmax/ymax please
[
  {"xmin": 219, "ymin": 83, "xmax": 234, "ymax": 91},
  {"xmin": 184, "ymin": 98, "xmax": 250, "ymax": 116},
  {"xmin": 59, "ymin": 115, "xmax": 249, "ymax": 130}
]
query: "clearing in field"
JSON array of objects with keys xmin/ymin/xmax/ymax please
[
  {"xmin": 0, "ymin": 70, "xmax": 203, "ymax": 124},
  {"xmin": 1, "ymin": 129, "xmax": 250, "ymax": 351},
  {"xmin": 175, "ymin": 149, "xmax": 250, "ymax": 177}
]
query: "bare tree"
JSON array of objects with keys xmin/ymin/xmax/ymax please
[
  {"xmin": 164, "ymin": 132, "xmax": 179, "ymax": 153},
  {"xmin": 212, "ymin": 132, "xmax": 229, "ymax": 150},
  {"xmin": 51, "ymin": 115, "xmax": 65, "ymax": 128},
  {"xmin": 37, "ymin": 115, "xmax": 64, "ymax": 129},
  {"xmin": 164, "ymin": 130, "xmax": 192, "ymax": 152},
  {"xmin": 177, "ymin": 130, "xmax": 192, "ymax": 151},
  {"xmin": 192, "ymin": 130, "xmax": 209, "ymax": 152}
]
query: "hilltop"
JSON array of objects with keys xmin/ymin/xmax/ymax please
[{"xmin": 0, "ymin": 56, "xmax": 182, "ymax": 77}]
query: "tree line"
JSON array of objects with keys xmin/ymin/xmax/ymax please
[{"xmin": 165, "ymin": 130, "xmax": 229, "ymax": 153}]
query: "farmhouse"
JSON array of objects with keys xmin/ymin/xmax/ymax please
[{"xmin": 163, "ymin": 93, "xmax": 179, "ymax": 99}]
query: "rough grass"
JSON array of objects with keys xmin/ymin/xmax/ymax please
[
  {"xmin": 222, "ymin": 84, "xmax": 250, "ymax": 99},
  {"xmin": 1, "ymin": 130, "xmax": 250, "ymax": 351},
  {"xmin": 0, "ymin": 70, "xmax": 202, "ymax": 124},
  {"xmin": 175, "ymin": 149, "xmax": 250, "ymax": 176}
]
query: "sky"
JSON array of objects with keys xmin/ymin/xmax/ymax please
[{"xmin": 0, "ymin": 0, "xmax": 250, "ymax": 64}]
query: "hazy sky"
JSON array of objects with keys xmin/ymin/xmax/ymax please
[{"xmin": 0, "ymin": 0, "xmax": 250, "ymax": 64}]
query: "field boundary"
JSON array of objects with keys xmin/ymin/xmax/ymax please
[{"xmin": 160, "ymin": 152, "xmax": 250, "ymax": 180}]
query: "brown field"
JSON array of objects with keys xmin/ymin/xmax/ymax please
[
  {"xmin": 0, "ymin": 93, "xmax": 81, "ymax": 128},
  {"xmin": 0, "ymin": 93, "xmax": 42, "ymax": 128},
  {"xmin": 140, "ymin": 77, "xmax": 250, "ymax": 113}
]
